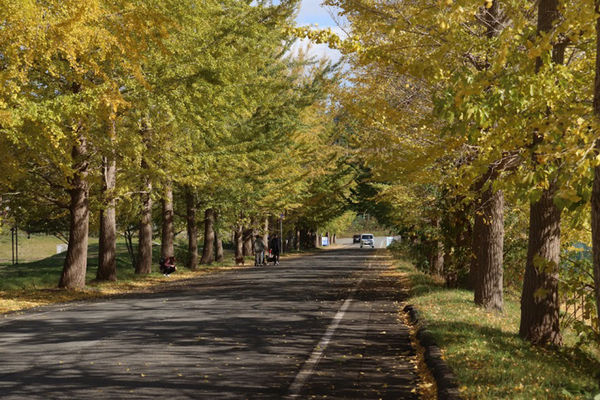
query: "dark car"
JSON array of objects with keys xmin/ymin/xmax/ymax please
[{"xmin": 353, "ymin": 234, "xmax": 361, "ymax": 243}]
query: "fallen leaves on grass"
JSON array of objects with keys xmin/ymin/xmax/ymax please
[
  {"xmin": 379, "ymin": 261, "xmax": 437, "ymax": 400},
  {"xmin": 394, "ymin": 257, "xmax": 600, "ymax": 400}
]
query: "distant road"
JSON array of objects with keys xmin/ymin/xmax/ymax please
[
  {"xmin": 0, "ymin": 247, "xmax": 417, "ymax": 399},
  {"xmin": 334, "ymin": 236, "xmax": 399, "ymax": 249}
]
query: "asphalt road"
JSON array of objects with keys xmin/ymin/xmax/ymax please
[
  {"xmin": 0, "ymin": 247, "xmax": 419, "ymax": 399},
  {"xmin": 335, "ymin": 236, "xmax": 401, "ymax": 249}
]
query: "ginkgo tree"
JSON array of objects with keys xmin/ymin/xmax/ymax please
[
  {"xmin": 301, "ymin": 0, "xmax": 599, "ymax": 345},
  {"xmin": 1, "ymin": 0, "xmax": 352, "ymax": 287},
  {"xmin": 0, "ymin": 0, "xmax": 173, "ymax": 288}
]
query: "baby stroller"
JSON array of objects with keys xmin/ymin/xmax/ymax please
[{"xmin": 265, "ymin": 249, "xmax": 276, "ymax": 265}]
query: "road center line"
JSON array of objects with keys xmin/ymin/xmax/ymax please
[{"xmin": 286, "ymin": 274, "xmax": 365, "ymax": 399}]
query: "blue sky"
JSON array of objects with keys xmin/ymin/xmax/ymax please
[
  {"xmin": 292, "ymin": 0, "xmax": 344, "ymax": 61},
  {"xmin": 296, "ymin": 0, "xmax": 338, "ymax": 26}
]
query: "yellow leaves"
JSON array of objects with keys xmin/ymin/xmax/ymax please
[
  {"xmin": 527, "ymin": 46, "xmax": 542, "ymax": 59},
  {"xmin": 484, "ymin": 0, "xmax": 493, "ymax": 9},
  {"xmin": 556, "ymin": 188, "xmax": 581, "ymax": 204}
]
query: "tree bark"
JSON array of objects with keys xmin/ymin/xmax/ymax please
[
  {"xmin": 160, "ymin": 184, "xmax": 174, "ymax": 259},
  {"xmin": 136, "ymin": 119, "xmax": 153, "ymax": 275},
  {"xmin": 520, "ymin": 186, "xmax": 562, "ymax": 345},
  {"xmin": 295, "ymin": 227, "xmax": 300, "ymax": 251},
  {"xmin": 243, "ymin": 225, "xmax": 254, "ymax": 256},
  {"xmin": 442, "ymin": 202, "xmax": 472, "ymax": 287},
  {"xmin": 200, "ymin": 208, "xmax": 215, "ymax": 265},
  {"xmin": 430, "ymin": 217, "xmax": 444, "ymax": 276},
  {"xmin": 185, "ymin": 188, "xmax": 198, "ymax": 270},
  {"xmin": 214, "ymin": 211, "xmax": 224, "ymax": 262},
  {"xmin": 484, "ymin": 0, "xmax": 502, "ymax": 39},
  {"xmin": 302, "ymin": 229, "xmax": 311, "ymax": 249},
  {"xmin": 473, "ymin": 188, "xmax": 504, "ymax": 311},
  {"xmin": 234, "ymin": 224, "xmax": 244, "ymax": 263},
  {"xmin": 470, "ymin": 0, "xmax": 505, "ymax": 299},
  {"xmin": 592, "ymin": 0, "xmax": 600, "ymax": 334},
  {"xmin": 519, "ymin": 0, "xmax": 565, "ymax": 346},
  {"xmin": 430, "ymin": 240, "xmax": 444, "ymax": 277},
  {"xmin": 135, "ymin": 181, "xmax": 153, "ymax": 275},
  {"xmin": 97, "ymin": 151, "xmax": 117, "ymax": 282},
  {"xmin": 262, "ymin": 217, "xmax": 269, "ymax": 251},
  {"xmin": 124, "ymin": 226, "xmax": 137, "ymax": 269},
  {"xmin": 59, "ymin": 135, "xmax": 90, "ymax": 289}
]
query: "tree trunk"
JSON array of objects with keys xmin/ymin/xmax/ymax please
[
  {"xmin": 243, "ymin": 226, "xmax": 254, "ymax": 256},
  {"xmin": 470, "ymin": 0, "xmax": 504, "ymax": 295},
  {"xmin": 124, "ymin": 226, "xmax": 137, "ymax": 269},
  {"xmin": 234, "ymin": 224, "xmax": 244, "ymax": 263},
  {"xmin": 430, "ymin": 218, "xmax": 444, "ymax": 276},
  {"xmin": 185, "ymin": 188, "xmax": 198, "ymax": 270},
  {"xmin": 430, "ymin": 240, "xmax": 444, "ymax": 277},
  {"xmin": 520, "ymin": 186, "xmax": 562, "ymax": 345},
  {"xmin": 97, "ymin": 152, "xmax": 117, "ymax": 282},
  {"xmin": 215, "ymin": 235, "xmax": 224, "ymax": 263},
  {"xmin": 295, "ymin": 228, "xmax": 300, "ymax": 251},
  {"xmin": 473, "ymin": 188, "xmax": 504, "ymax": 311},
  {"xmin": 262, "ymin": 217, "xmax": 269, "ymax": 251},
  {"xmin": 200, "ymin": 208, "xmax": 215, "ymax": 265},
  {"xmin": 136, "ymin": 182, "xmax": 153, "ymax": 275},
  {"xmin": 136, "ymin": 120, "xmax": 153, "ymax": 275},
  {"xmin": 519, "ymin": 0, "xmax": 565, "ymax": 346},
  {"xmin": 214, "ymin": 211, "xmax": 223, "ymax": 262},
  {"xmin": 160, "ymin": 184, "xmax": 174, "ymax": 259},
  {"xmin": 301, "ymin": 229, "xmax": 310, "ymax": 249},
  {"xmin": 442, "ymin": 203, "xmax": 472, "ymax": 287},
  {"xmin": 590, "ymin": 0, "xmax": 600, "ymax": 341},
  {"xmin": 59, "ymin": 135, "xmax": 90, "ymax": 289}
]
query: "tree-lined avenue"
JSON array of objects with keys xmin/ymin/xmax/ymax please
[{"xmin": 0, "ymin": 248, "xmax": 418, "ymax": 399}]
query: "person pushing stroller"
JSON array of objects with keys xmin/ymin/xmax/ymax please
[{"xmin": 253, "ymin": 235, "xmax": 266, "ymax": 266}]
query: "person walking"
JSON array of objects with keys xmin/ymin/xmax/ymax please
[
  {"xmin": 270, "ymin": 234, "xmax": 280, "ymax": 265},
  {"xmin": 253, "ymin": 235, "xmax": 265, "ymax": 266}
]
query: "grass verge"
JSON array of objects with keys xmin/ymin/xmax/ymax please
[{"xmin": 394, "ymin": 257, "xmax": 600, "ymax": 400}]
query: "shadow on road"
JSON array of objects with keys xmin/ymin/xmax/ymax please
[{"xmin": 0, "ymin": 248, "xmax": 418, "ymax": 399}]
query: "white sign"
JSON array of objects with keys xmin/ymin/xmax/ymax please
[
  {"xmin": 56, "ymin": 244, "xmax": 68, "ymax": 254},
  {"xmin": 321, "ymin": 236, "xmax": 329, "ymax": 246}
]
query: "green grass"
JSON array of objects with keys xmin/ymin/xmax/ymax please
[
  {"xmin": 0, "ymin": 233, "xmax": 69, "ymax": 264},
  {"xmin": 0, "ymin": 238, "xmax": 134, "ymax": 290},
  {"xmin": 0, "ymin": 233, "xmax": 236, "ymax": 291},
  {"xmin": 395, "ymin": 258, "xmax": 600, "ymax": 400},
  {"xmin": 0, "ymin": 233, "xmax": 246, "ymax": 314}
]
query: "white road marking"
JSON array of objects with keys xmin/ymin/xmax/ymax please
[{"xmin": 286, "ymin": 274, "xmax": 365, "ymax": 398}]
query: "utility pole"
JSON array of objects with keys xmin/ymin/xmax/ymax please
[
  {"xmin": 11, "ymin": 224, "xmax": 18, "ymax": 265},
  {"xmin": 11, "ymin": 227, "xmax": 14, "ymax": 265}
]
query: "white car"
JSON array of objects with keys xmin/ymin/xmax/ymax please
[{"xmin": 360, "ymin": 233, "xmax": 375, "ymax": 248}]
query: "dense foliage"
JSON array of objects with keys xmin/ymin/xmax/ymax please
[
  {"xmin": 0, "ymin": 0, "xmax": 356, "ymax": 288},
  {"xmin": 296, "ymin": 0, "xmax": 600, "ymax": 346}
]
